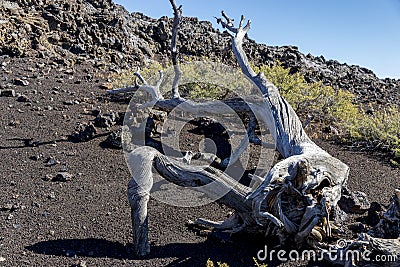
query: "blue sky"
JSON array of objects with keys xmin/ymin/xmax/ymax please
[{"xmin": 114, "ymin": 0, "xmax": 400, "ymax": 79}]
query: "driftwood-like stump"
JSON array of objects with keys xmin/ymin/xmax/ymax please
[
  {"xmin": 120, "ymin": 6, "xmax": 351, "ymax": 256},
  {"xmin": 106, "ymin": 1, "xmax": 399, "ymax": 264}
]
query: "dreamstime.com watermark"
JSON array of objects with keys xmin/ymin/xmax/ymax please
[{"xmin": 256, "ymin": 239, "xmax": 398, "ymax": 263}]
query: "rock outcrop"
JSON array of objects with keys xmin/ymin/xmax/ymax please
[{"xmin": 0, "ymin": 0, "xmax": 398, "ymax": 105}]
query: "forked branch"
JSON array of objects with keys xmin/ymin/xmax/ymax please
[{"xmin": 217, "ymin": 11, "xmax": 313, "ymax": 158}]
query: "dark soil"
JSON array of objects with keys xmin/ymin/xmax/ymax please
[{"xmin": 0, "ymin": 56, "xmax": 399, "ymax": 267}]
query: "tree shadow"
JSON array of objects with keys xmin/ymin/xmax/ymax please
[
  {"xmin": 25, "ymin": 238, "xmax": 129, "ymax": 259},
  {"xmin": 137, "ymin": 235, "xmax": 277, "ymax": 267},
  {"xmin": 0, "ymin": 138, "xmax": 69, "ymax": 149},
  {"xmin": 25, "ymin": 236, "xmax": 331, "ymax": 266},
  {"xmin": 145, "ymin": 235, "xmax": 328, "ymax": 267}
]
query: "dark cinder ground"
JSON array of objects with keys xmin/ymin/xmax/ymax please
[{"xmin": 0, "ymin": 57, "xmax": 399, "ymax": 267}]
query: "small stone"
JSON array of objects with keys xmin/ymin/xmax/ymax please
[
  {"xmin": 70, "ymin": 123, "xmax": 97, "ymax": 142},
  {"xmin": 0, "ymin": 257, "xmax": 6, "ymax": 262},
  {"xmin": 48, "ymin": 192, "xmax": 56, "ymax": 199},
  {"xmin": 17, "ymin": 95, "xmax": 31, "ymax": 102},
  {"xmin": 45, "ymin": 157, "xmax": 59, "ymax": 166},
  {"xmin": 0, "ymin": 204, "xmax": 13, "ymax": 211},
  {"xmin": 49, "ymin": 230, "xmax": 55, "ymax": 236},
  {"xmin": 63, "ymin": 100, "xmax": 74, "ymax": 105},
  {"xmin": 13, "ymin": 78, "xmax": 29, "ymax": 86},
  {"xmin": 102, "ymin": 128, "xmax": 122, "ymax": 149},
  {"xmin": 6, "ymin": 214, "xmax": 14, "ymax": 220},
  {"xmin": 52, "ymin": 172, "xmax": 73, "ymax": 182},
  {"xmin": 64, "ymin": 69, "xmax": 74, "ymax": 75},
  {"xmin": 1, "ymin": 89, "xmax": 15, "ymax": 97},
  {"xmin": 95, "ymin": 111, "xmax": 123, "ymax": 127},
  {"xmin": 28, "ymin": 140, "xmax": 40, "ymax": 147},
  {"xmin": 8, "ymin": 120, "xmax": 20, "ymax": 126},
  {"xmin": 42, "ymin": 174, "xmax": 52, "ymax": 181}
]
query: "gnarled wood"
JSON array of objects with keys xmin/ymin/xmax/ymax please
[
  {"xmin": 125, "ymin": 4, "xmax": 350, "ymax": 256},
  {"xmin": 124, "ymin": 3, "xmax": 398, "ymax": 263}
]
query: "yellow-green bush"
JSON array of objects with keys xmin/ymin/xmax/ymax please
[
  {"xmin": 345, "ymin": 105, "xmax": 400, "ymax": 147},
  {"xmin": 112, "ymin": 59, "xmax": 252, "ymax": 100},
  {"xmin": 253, "ymin": 62, "xmax": 359, "ymax": 123},
  {"xmin": 254, "ymin": 62, "xmax": 400, "ymax": 162},
  {"xmin": 206, "ymin": 258, "xmax": 267, "ymax": 267},
  {"xmin": 112, "ymin": 61, "xmax": 165, "ymax": 89},
  {"xmin": 206, "ymin": 259, "xmax": 230, "ymax": 267}
]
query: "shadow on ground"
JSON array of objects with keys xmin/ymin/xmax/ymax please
[
  {"xmin": 25, "ymin": 236, "xmax": 327, "ymax": 267},
  {"xmin": 25, "ymin": 237, "xmax": 266, "ymax": 266},
  {"xmin": 26, "ymin": 238, "xmax": 129, "ymax": 259}
]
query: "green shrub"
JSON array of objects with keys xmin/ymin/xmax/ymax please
[
  {"xmin": 112, "ymin": 61, "xmax": 165, "ymax": 89},
  {"xmin": 206, "ymin": 258, "xmax": 267, "ymax": 267},
  {"xmin": 206, "ymin": 259, "xmax": 230, "ymax": 267},
  {"xmin": 112, "ymin": 58, "xmax": 252, "ymax": 100},
  {"xmin": 253, "ymin": 62, "xmax": 359, "ymax": 123},
  {"xmin": 345, "ymin": 105, "xmax": 400, "ymax": 148}
]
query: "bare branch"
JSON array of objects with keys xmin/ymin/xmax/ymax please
[
  {"xmin": 217, "ymin": 11, "xmax": 237, "ymax": 33},
  {"xmin": 169, "ymin": 0, "xmax": 183, "ymax": 99},
  {"xmin": 239, "ymin": 15, "xmax": 245, "ymax": 28},
  {"xmin": 243, "ymin": 19, "xmax": 251, "ymax": 32},
  {"xmin": 133, "ymin": 68, "xmax": 148, "ymax": 85},
  {"xmin": 222, "ymin": 11, "xmax": 234, "ymax": 27},
  {"xmin": 155, "ymin": 70, "xmax": 164, "ymax": 88}
]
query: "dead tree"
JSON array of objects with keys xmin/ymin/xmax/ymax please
[
  {"xmin": 107, "ymin": 1, "xmax": 399, "ymax": 263},
  {"xmin": 119, "ymin": 3, "xmax": 350, "ymax": 256}
]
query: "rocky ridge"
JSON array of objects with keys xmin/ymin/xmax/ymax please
[{"xmin": 0, "ymin": 0, "xmax": 399, "ymax": 105}]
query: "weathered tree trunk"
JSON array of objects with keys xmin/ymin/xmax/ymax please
[
  {"xmin": 113, "ymin": 1, "xmax": 399, "ymax": 263},
  {"xmin": 121, "ymin": 7, "xmax": 350, "ymax": 256}
]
